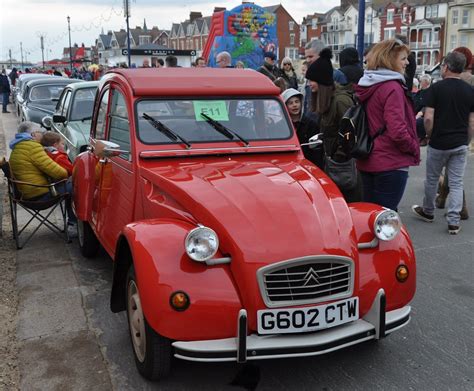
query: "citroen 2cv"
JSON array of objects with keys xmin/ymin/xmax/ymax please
[{"xmin": 72, "ymin": 68, "xmax": 416, "ymax": 381}]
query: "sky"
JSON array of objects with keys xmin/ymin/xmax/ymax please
[{"xmin": 0, "ymin": 0, "xmax": 339, "ymax": 64}]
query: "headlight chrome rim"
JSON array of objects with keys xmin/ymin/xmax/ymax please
[
  {"xmin": 373, "ymin": 209, "xmax": 401, "ymax": 241},
  {"xmin": 185, "ymin": 226, "xmax": 219, "ymax": 262}
]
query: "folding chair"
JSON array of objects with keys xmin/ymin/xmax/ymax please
[{"xmin": 1, "ymin": 157, "xmax": 71, "ymax": 249}]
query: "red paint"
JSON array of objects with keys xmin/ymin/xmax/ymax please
[{"xmin": 73, "ymin": 68, "xmax": 416, "ymax": 341}]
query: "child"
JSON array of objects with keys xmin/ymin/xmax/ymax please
[{"xmin": 41, "ymin": 131, "xmax": 73, "ymax": 176}]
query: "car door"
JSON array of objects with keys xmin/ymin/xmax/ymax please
[{"xmin": 91, "ymin": 86, "xmax": 134, "ymax": 256}]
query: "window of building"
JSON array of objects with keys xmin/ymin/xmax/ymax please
[
  {"xmin": 311, "ymin": 19, "xmax": 318, "ymax": 30},
  {"xmin": 387, "ymin": 9, "xmax": 394, "ymax": 24},
  {"xmin": 139, "ymin": 36, "xmax": 150, "ymax": 45},
  {"xmin": 285, "ymin": 48, "xmax": 298, "ymax": 60},
  {"xmin": 290, "ymin": 33, "xmax": 295, "ymax": 45},
  {"xmin": 384, "ymin": 28, "xmax": 395, "ymax": 40},
  {"xmin": 462, "ymin": 10, "xmax": 469, "ymax": 26},
  {"xmin": 432, "ymin": 5, "xmax": 438, "ymax": 18},
  {"xmin": 460, "ymin": 34, "xmax": 468, "ymax": 48},
  {"xmin": 289, "ymin": 21, "xmax": 294, "ymax": 31},
  {"xmin": 367, "ymin": 13, "xmax": 372, "ymax": 24},
  {"xmin": 426, "ymin": 6, "xmax": 431, "ymax": 18},
  {"xmin": 450, "ymin": 34, "xmax": 457, "ymax": 50},
  {"xmin": 452, "ymin": 10, "xmax": 459, "ymax": 24}
]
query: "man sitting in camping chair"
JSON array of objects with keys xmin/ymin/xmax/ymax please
[{"xmin": 6, "ymin": 121, "xmax": 76, "ymax": 247}]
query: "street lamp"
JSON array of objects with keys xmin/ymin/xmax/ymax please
[{"xmin": 67, "ymin": 16, "xmax": 73, "ymax": 73}]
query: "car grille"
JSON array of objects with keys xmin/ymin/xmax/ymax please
[{"xmin": 258, "ymin": 257, "xmax": 354, "ymax": 307}]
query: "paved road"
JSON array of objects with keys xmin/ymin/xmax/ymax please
[{"xmin": 2, "ymin": 108, "xmax": 473, "ymax": 390}]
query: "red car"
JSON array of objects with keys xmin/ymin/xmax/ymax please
[{"xmin": 73, "ymin": 68, "xmax": 416, "ymax": 381}]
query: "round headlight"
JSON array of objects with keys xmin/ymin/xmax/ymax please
[
  {"xmin": 185, "ymin": 226, "xmax": 219, "ymax": 262},
  {"xmin": 374, "ymin": 210, "xmax": 401, "ymax": 241}
]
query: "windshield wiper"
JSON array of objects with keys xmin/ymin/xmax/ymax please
[
  {"xmin": 200, "ymin": 112, "xmax": 249, "ymax": 147},
  {"xmin": 142, "ymin": 113, "xmax": 191, "ymax": 149}
]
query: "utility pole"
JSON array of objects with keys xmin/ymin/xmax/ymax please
[
  {"xmin": 124, "ymin": 0, "xmax": 131, "ymax": 68},
  {"xmin": 67, "ymin": 16, "xmax": 73, "ymax": 73},
  {"xmin": 20, "ymin": 42, "xmax": 24, "ymax": 70},
  {"xmin": 9, "ymin": 49, "xmax": 12, "ymax": 68},
  {"xmin": 40, "ymin": 35, "xmax": 45, "ymax": 69},
  {"xmin": 357, "ymin": 0, "xmax": 366, "ymax": 64}
]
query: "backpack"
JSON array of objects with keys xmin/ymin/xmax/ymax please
[{"xmin": 338, "ymin": 100, "xmax": 385, "ymax": 160}]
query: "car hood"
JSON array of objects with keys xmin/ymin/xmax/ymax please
[{"xmin": 140, "ymin": 156, "xmax": 357, "ymax": 309}]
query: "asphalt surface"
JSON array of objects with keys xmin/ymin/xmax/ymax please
[{"xmin": 1, "ymin": 107, "xmax": 473, "ymax": 390}]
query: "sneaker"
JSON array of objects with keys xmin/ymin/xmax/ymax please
[
  {"xmin": 448, "ymin": 225, "xmax": 461, "ymax": 235},
  {"xmin": 67, "ymin": 222, "xmax": 78, "ymax": 239},
  {"xmin": 411, "ymin": 205, "xmax": 434, "ymax": 222},
  {"xmin": 2, "ymin": 110, "xmax": 10, "ymax": 113}
]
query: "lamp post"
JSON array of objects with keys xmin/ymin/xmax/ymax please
[
  {"xmin": 357, "ymin": 0, "xmax": 366, "ymax": 64},
  {"xmin": 67, "ymin": 16, "xmax": 73, "ymax": 73},
  {"xmin": 124, "ymin": 0, "xmax": 131, "ymax": 68},
  {"xmin": 40, "ymin": 35, "xmax": 45, "ymax": 69},
  {"xmin": 20, "ymin": 42, "xmax": 24, "ymax": 71}
]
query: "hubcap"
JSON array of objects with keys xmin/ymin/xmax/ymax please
[{"xmin": 127, "ymin": 279, "xmax": 146, "ymax": 362}]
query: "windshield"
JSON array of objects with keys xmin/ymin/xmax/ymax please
[
  {"xmin": 70, "ymin": 88, "xmax": 97, "ymax": 121},
  {"xmin": 29, "ymin": 85, "xmax": 67, "ymax": 102},
  {"xmin": 136, "ymin": 98, "xmax": 293, "ymax": 145}
]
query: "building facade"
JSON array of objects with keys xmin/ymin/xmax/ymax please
[
  {"xmin": 409, "ymin": 1, "xmax": 448, "ymax": 73},
  {"xmin": 264, "ymin": 5, "xmax": 301, "ymax": 62},
  {"xmin": 445, "ymin": 0, "xmax": 474, "ymax": 57}
]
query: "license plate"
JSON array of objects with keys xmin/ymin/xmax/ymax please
[{"xmin": 257, "ymin": 297, "xmax": 359, "ymax": 335}]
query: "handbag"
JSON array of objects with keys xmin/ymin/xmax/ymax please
[{"xmin": 324, "ymin": 155, "xmax": 358, "ymax": 191}]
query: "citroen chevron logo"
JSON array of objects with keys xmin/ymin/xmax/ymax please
[{"xmin": 303, "ymin": 267, "xmax": 321, "ymax": 286}]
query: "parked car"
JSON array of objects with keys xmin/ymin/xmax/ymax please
[
  {"xmin": 18, "ymin": 77, "xmax": 81, "ymax": 124},
  {"xmin": 13, "ymin": 73, "xmax": 53, "ymax": 116},
  {"xmin": 42, "ymin": 81, "xmax": 98, "ymax": 161},
  {"xmin": 73, "ymin": 68, "xmax": 416, "ymax": 381}
]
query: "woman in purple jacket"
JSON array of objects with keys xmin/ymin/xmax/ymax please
[{"xmin": 354, "ymin": 39, "xmax": 420, "ymax": 211}]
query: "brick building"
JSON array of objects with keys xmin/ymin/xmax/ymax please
[{"xmin": 263, "ymin": 4, "xmax": 300, "ymax": 62}]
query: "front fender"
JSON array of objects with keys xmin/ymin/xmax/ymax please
[
  {"xmin": 350, "ymin": 203, "xmax": 416, "ymax": 315},
  {"xmin": 123, "ymin": 219, "xmax": 242, "ymax": 341}
]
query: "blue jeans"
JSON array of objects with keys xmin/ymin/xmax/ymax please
[
  {"xmin": 423, "ymin": 145, "xmax": 468, "ymax": 225},
  {"xmin": 34, "ymin": 179, "xmax": 76, "ymax": 224},
  {"xmin": 360, "ymin": 170, "xmax": 409, "ymax": 211},
  {"xmin": 1, "ymin": 92, "xmax": 9, "ymax": 111}
]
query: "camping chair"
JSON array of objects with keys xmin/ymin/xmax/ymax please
[{"xmin": 1, "ymin": 158, "xmax": 71, "ymax": 249}]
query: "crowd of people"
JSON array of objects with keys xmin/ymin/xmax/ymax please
[{"xmin": 2, "ymin": 39, "xmax": 473, "ymax": 235}]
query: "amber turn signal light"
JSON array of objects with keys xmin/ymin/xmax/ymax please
[
  {"xmin": 396, "ymin": 265, "xmax": 409, "ymax": 282},
  {"xmin": 170, "ymin": 291, "xmax": 190, "ymax": 311}
]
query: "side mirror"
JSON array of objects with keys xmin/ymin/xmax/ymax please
[
  {"xmin": 94, "ymin": 140, "xmax": 129, "ymax": 158},
  {"xmin": 41, "ymin": 116, "xmax": 53, "ymax": 130},
  {"xmin": 300, "ymin": 133, "xmax": 323, "ymax": 149},
  {"xmin": 52, "ymin": 114, "xmax": 66, "ymax": 124}
]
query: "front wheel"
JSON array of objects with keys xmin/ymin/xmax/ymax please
[
  {"xmin": 77, "ymin": 219, "xmax": 99, "ymax": 258},
  {"xmin": 126, "ymin": 266, "xmax": 171, "ymax": 381}
]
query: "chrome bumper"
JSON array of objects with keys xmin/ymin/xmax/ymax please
[{"xmin": 172, "ymin": 289, "xmax": 411, "ymax": 363}]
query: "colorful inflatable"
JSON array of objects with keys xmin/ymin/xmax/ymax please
[{"xmin": 203, "ymin": 3, "xmax": 278, "ymax": 69}]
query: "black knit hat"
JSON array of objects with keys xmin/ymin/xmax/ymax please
[{"xmin": 305, "ymin": 48, "xmax": 334, "ymax": 86}]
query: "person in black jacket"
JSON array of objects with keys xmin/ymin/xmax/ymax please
[
  {"xmin": 282, "ymin": 88, "xmax": 323, "ymax": 168},
  {"xmin": 279, "ymin": 57, "xmax": 298, "ymax": 89},
  {"xmin": 334, "ymin": 47, "xmax": 363, "ymax": 86},
  {"xmin": 257, "ymin": 52, "xmax": 280, "ymax": 81},
  {"xmin": 0, "ymin": 69, "xmax": 11, "ymax": 113}
]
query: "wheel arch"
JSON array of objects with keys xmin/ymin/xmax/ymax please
[{"xmin": 111, "ymin": 235, "xmax": 133, "ymax": 313}]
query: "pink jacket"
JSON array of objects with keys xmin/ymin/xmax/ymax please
[{"xmin": 354, "ymin": 77, "xmax": 420, "ymax": 172}]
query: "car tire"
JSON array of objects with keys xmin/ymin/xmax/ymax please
[
  {"xmin": 77, "ymin": 219, "xmax": 99, "ymax": 258},
  {"xmin": 126, "ymin": 266, "xmax": 172, "ymax": 381}
]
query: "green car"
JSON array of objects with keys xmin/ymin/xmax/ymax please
[{"xmin": 42, "ymin": 81, "xmax": 99, "ymax": 162}]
